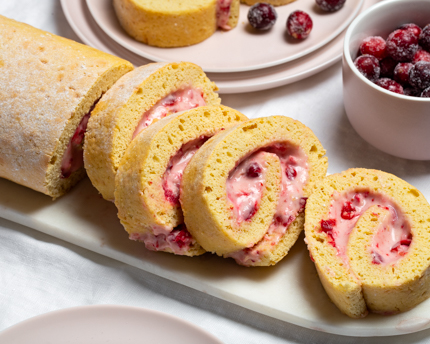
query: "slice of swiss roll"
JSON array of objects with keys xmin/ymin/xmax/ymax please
[
  {"xmin": 84, "ymin": 62, "xmax": 221, "ymax": 201},
  {"xmin": 181, "ymin": 116, "xmax": 328, "ymax": 266},
  {"xmin": 304, "ymin": 168, "xmax": 430, "ymax": 318},
  {"xmin": 0, "ymin": 15, "xmax": 133, "ymax": 198},
  {"xmin": 113, "ymin": 0, "xmax": 240, "ymax": 48},
  {"xmin": 115, "ymin": 105, "xmax": 247, "ymax": 256}
]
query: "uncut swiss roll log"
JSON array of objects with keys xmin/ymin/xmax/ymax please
[
  {"xmin": 0, "ymin": 15, "xmax": 133, "ymax": 198},
  {"xmin": 113, "ymin": 0, "xmax": 240, "ymax": 48},
  {"xmin": 304, "ymin": 168, "xmax": 430, "ymax": 318},
  {"xmin": 84, "ymin": 62, "xmax": 221, "ymax": 201},
  {"xmin": 115, "ymin": 105, "xmax": 247, "ymax": 256},
  {"xmin": 181, "ymin": 116, "xmax": 328, "ymax": 266}
]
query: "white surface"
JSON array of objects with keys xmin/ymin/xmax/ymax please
[
  {"xmin": 2, "ymin": 1, "xmax": 430, "ymax": 344},
  {"xmin": 86, "ymin": 0, "xmax": 363, "ymax": 72},
  {"xmin": 0, "ymin": 305, "xmax": 223, "ymax": 344},
  {"xmin": 62, "ymin": 0, "xmax": 378, "ymax": 93},
  {"xmin": 343, "ymin": 0, "xmax": 430, "ymax": 160}
]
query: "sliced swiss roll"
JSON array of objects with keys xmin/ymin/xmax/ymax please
[
  {"xmin": 0, "ymin": 15, "xmax": 133, "ymax": 198},
  {"xmin": 304, "ymin": 168, "xmax": 430, "ymax": 318},
  {"xmin": 181, "ymin": 116, "xmax": 328, "ymax": 266},
  {"xmin": 84, "ymin": 62, "xmax": 221, "ymax": 201},
  {"xmin": 113, "ymin": 0, "xmax": 240, "ymax": 48},
  {"xmin": 114, "ymin": 105, "xmax": 247, "ymax": 256}
]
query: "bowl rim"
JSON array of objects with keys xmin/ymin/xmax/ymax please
[{"xmin": 343, "ymin": 0, "xmax": 430, "ymax": 102}]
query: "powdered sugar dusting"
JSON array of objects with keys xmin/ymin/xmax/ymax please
[{"xmin": 0, "ymin": 16, "xmax": 127, "ymax": 193}]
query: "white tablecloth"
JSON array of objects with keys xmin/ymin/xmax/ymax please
[{"xmin": 1, "ymin": 1, "xmax": 430, "ymax": 343}]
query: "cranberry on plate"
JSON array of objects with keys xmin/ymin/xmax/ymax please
[
  {"xmin": 353, "ymin": 54, "xmax": 380, "ymax": 81},
  {"xmin": 315, "ymin": 0, "xmax": 346, "ymax": 12},
  {"xmin": 247, "ymin": 3, "xmax": 277, "ymax": 30},
  {"xmin": 286, "ymin": 10, "xmax": 313, "ymax": 40}
]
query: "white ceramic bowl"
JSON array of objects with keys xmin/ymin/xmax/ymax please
[{"xmin": 342, "ymin": 0, "xmax": 430, "ymax": 160}]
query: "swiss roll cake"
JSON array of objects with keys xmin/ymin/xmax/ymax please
[
  {"xmin": 0, "ymin": 15, "xmax": 133, "ymax": 198},
  {"xmin": 181, "ymin": 116, "xmax": 328, "ymax": 266},
  {"xmin": 113, "ymin": 0, "xmax": 240, "ymax": 47},
  {"xmin": 304, "ymin": 168, "xmax": 430, "ymax": 318},
  {"xmin": 114, "ymin": 105, "xmax": 247, "ymax": 256},
  {"xmin": 84, "ymin": 62, "xmax": 221, "ymax": 201}
]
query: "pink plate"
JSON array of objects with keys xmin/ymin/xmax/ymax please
[
  {"xmin": 61, "ymin": 0, "xmax": 380, "ymax": 93},
  {"xmin": 86, "ymin": 0, "xmax": 363, "ymax": 73},
  {"xmin": 0, "ymin": 305, "xmax": 224, "ymax": 344}
]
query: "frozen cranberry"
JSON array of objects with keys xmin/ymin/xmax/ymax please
[
  {"xmin": 246, "ymin": 162, "xmax": 262, "ymax": 178},
  {"xmin": 398, "ymin": 23, "xmax": 422, "ymax": 40},
  {"xmin": 403, "ymin": 87, "xmax": 421, "ymax": 97},
  {"xmin": 393, "ymin": 62, "xmax": 413, "ymax": 85},
  {"xmin": 380, "ymin": 57, "xmax": 397, "ymax": 78},
  {"xmin": 354, "ymin": 54, "xmax": 380, "ymax": 81},
  {"xmin": 315, "ymin": 0, "xmax": 346, "ymax": 12},
  {"xmin": 341, "ymin": 202, "xmax": 356, "ymax": 220},
  {"xmin": 247, "ymin": 3, "xmax": 278, "ymax": 30},
  {"xmin": 409, "ymin": 61, "xmax": 430, "ymax": 90},
  {"xmin": 374, "ymin": 78, "xmax": 404, "ymax": 94},
  {"xmin": 419, "ymin": 24, "xmax": 430, "ymax": 52},
  {"xmin": 286, "ymin": 10, "xmax": 313, "ymax": 40},
  {"xmin": 421, "ymin": 86, "xmax": 430, "ymax": 97},
  {"xmin": 386, "ymin": 29, "xmax": 419, "ymax": 61},
  {"xmin": 285, "ymin": 165, "xmax": 297, "ymax": 180},
  {"xmin": 413, "ymin": 49, "xmax": 430, "ymax": 63},
  {"xmin": 359, "ymin": 36, "xmax": 387, "ymax": 60}
]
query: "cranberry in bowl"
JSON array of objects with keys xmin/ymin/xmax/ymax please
[{"xmin": 342, "ymin": 0, "xmax": 430, "ymax": 160}]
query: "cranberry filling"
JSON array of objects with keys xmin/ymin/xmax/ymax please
[
  {"xmin": 226, "ymin": 144, "xmax": 309, "ymax": 266},
  {"xmin": 162, "ymin": 136, "xmax": 210, "ymax": 205},
  {"xmin": 216, "ymin": 0, "xmax": 233, "ymax": 30},
  {"xmin": 60, "ymin": 100, "xmax": 99, "ymax": 179},
  {"xmin": 132, "ymin": 87, "xmax": 206, "ymax": 140},
  {"xmin": 321, "ymin": 191, "xmax": 412, "ymax": 266}
]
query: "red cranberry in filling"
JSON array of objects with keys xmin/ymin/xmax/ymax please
[
  {"xmin": 244, "ymin": 202, "xmax": 258, "ymax": 221},
  {"xmin": 380, "ymin": 57, "xmax": 397, "ymax": 78},
  {"xmin": 286, "ymin": 10, "xmax": 313, "ymax": 40},
  {"xmin": 386, "ymin": 29, "xmax": 419, "ymax": 61},
  {"xmin": 315, "ymin": 0, "xmax": 346, "ymax": 12},
  {"xmin": 372, "ymin": 251, "xmax": 383, "ymax": 265},
  {"xmin": 246, "ymin": 162, "xmax": 262, "ymax": 178},
  {"xmin": 341, "ymin": 201, "xmax": 356, "ymax": 220},
  {"xmin": 170, "ymin": 226, "xmax": 193, "ymax": 249},
  {"xmin": 299, "ymin": 197, "xmax": 308, "ymax": 212},
  {"xmin": 393, "ymin": 62, "xmax": 413, "ymax": 85},
  {"xmin": 247, "ymin": 3, "xmax": 277, "ymax": 30},
  {"xmin": 409, "ymin": 61, "xmax": 430, "ymax": 90},
  {"xmin": 321, "ymin": 219, "xmax": 336, "ymax": 232},
  {"xmin": 419, "ymin": 24, "xmax": 430, "ymax": 52},
  {"xmin": 354, "ymin": 54, "xmax": 380, "ymax": 81},
  {"xmin": 421, "ymin": 86, "xmax": 430, "ymax": 97},
  {"xmin": 359, "ymin": 36, "xmax": 387, "ymax": 60},
  {"xmin": 164, "ymin": 189, "xmax": 179, "ymax": 204},
  {"xmin": 375, "ymin": 78, "xmax": 404, "ymax": 94},
  {"xmin": 413, "ymin": 49, "xmax": 430, "ymax": 63},
  {"xmin": 398, "ymin": 23, "xmax": 422, "ymax": 40},
  {"xmin": 285, "ymin": 165, "xmax": 297, "ymax": 180}
]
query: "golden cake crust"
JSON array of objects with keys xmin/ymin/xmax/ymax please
[
  {"xmin": 304, "ymin": 168, "xmax": 430, "ymax": 318},
  {"xmin": 114, "ymin": 0, "xmax": 240, "ymax": 47},
  {"xmin": 0, "ymin": 15, "xmax": 133, "ymax": 198},
  {"xmin": 84, "ymin": 61, "xmax": 220, "ymax": 201},
  {"xmin": 114, "ymin": 105, "xmax": 247, "ymax": 256},
  {"xmin": 181, "ymin": 116, "xmax": 328, "ymax": 265}
]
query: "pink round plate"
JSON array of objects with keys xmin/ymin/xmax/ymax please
[
  {"xmin": 0, "ymin": 305, "xmax": 224, "ymax": 344},
  {"xmin": 60, "ymin": 0, "xmax": 380, "ymax": 93},
  {"xmin": 86, "ymin": 0, "xmax": 363, "ymax": 73}
]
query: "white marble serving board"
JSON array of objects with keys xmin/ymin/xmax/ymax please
[{"xmin": 1, "ymin": 172, "xmax": 430, "ymax": 337}]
